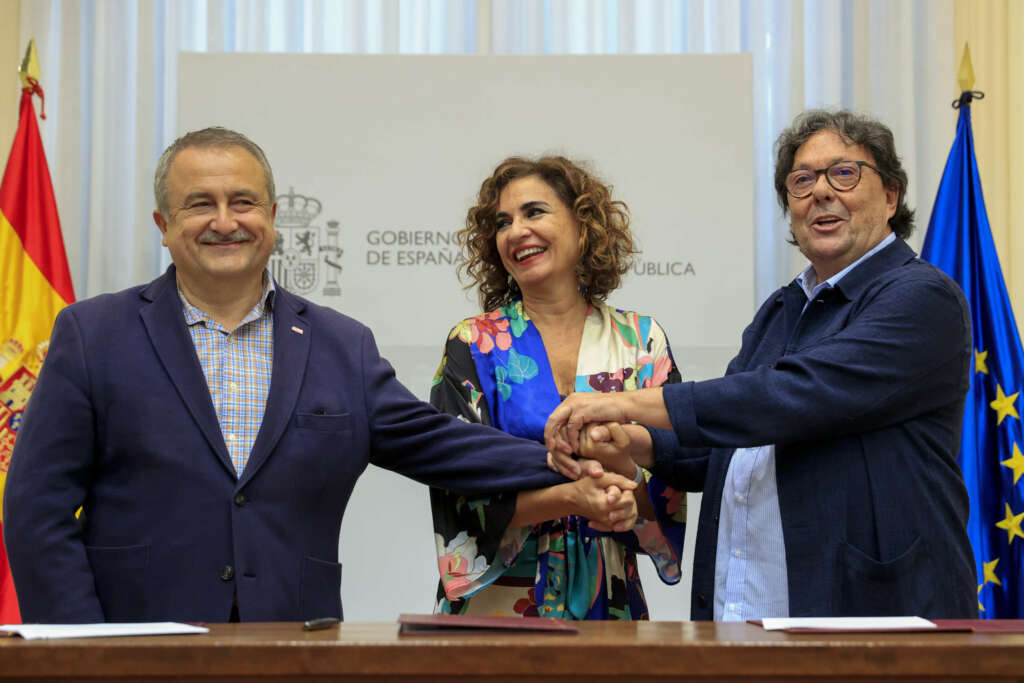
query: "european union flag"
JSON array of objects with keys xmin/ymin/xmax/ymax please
[{"xmin": 921, "ymin": 93, "xmax": 1024, "ymax": 617}]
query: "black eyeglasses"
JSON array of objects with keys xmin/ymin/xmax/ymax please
[{"xmin": 785, "ymin": 161, "xmax": 885, "ymax": 198}]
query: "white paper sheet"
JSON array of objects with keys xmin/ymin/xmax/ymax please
[
  {"xmin": 759, "ymin": 617, "xmax": 936, "ymax": 631},
  {"xmin": 0, "ymin": 622, "xmax": 209, "ymax": 639}
]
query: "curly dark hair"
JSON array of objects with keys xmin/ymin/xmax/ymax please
[
  {"xmin": 774, "ymin": 109, "xmax": 914, "ymax": 239},
  {"xmin": 459, "ymin": 156, "xmax": 635, "ymax": 312}
]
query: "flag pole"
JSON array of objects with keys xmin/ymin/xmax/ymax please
[
  {"xmin": 954, "ymin": 43, "xmax": 984, "ymax": 110},
  {"xmin": 18, "ymin": 40, "xmax": 40, "ymax": 88},
  {"xmin": 17, "ymin": 40, "xmax": 45, "ymax": 120}
]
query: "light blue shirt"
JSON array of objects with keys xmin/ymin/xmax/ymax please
[
  {"xmin": 713, "ymin": 233, "xmax": 896, "ymax": 621},
  {"xmin": 180, "ymin": 271, "xmax": 276, "ymax": 478}
]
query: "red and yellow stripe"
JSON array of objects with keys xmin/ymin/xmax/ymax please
[{"xmin": 0, "ymin": 86, "xmax": 74, "ymax": 625}]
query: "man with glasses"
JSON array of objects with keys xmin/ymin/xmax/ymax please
[{"xmin": 545, "ymin": 109, "xmax": 977, "ymax": 620}]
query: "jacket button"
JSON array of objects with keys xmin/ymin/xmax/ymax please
[
  {"xmin": 220, "ymin": 565, "xmax": 235, "ymax": 581},
  {"xmin": 234, "ymin": 493, "xmax": 247, "ymax": 507},
  {"xmin": 697, "ymin": 594, "xmax": 708, "ymax": 608}
]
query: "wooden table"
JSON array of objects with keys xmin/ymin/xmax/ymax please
[{"xmin": 0, "ymin": 621, "xmax": 1021, "ymax": 682}]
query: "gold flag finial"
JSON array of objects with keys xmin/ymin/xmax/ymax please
[
  {"xmin": 958, "ymin": 43, "xmax": 975, "ymax": 92},
  {"xmin": 18, "ymin": 39, "xmax": 41, "ymax": 89}
]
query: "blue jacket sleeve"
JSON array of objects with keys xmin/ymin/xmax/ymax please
[
  {"xmin": 361, "ymin": 326, "xmax": 566, "ymax": 495},
  {"xmin": 663, "ymin": 272, "xmax": 970, "ymax": 449},
  {"xmin": 646, "ymin": 426, "xmax": 711, "ymax": 492}
]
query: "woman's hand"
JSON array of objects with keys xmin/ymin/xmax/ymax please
[
  {"xmin": 581, "ymin": 423, "xmax": 656, "ymax": 521},
  {"xmin": 580, "ymin": 421, "xmax": 634, "ymax": 476},
  {"xmin": 571, "ymin": 471, "xmax": 638, "ymax": 533},
  {"xmin": 548, "ymin": 422, "xmax": 653, "ymax": 480},
  {"xmin": 546, "ymin": 422, "xmax": 630, "ymax": 480}
]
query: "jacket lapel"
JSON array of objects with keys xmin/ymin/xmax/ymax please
[
  {"xmin": 139, "ymin": 266, "xmax": 235, "ymax": 477},
  {"xmin": 239, "ymin": 287, "xmax": 310, "ymax": 486},
  {"xmin": 781, "ymin": 284, "xmax": 807, "ymax": 349}
]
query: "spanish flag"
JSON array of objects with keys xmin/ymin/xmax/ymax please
[{"xmin": 0, "ymin": 41, "xmax": 74, "ymax": 625}]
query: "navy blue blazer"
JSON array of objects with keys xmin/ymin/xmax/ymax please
[
  {"xmin": 3, "ymin": 267, "xmax": 564, "ymax": 623},
  {"xmin": 649, "ymin": 238, "xmax": 978, "ymax": 619}
]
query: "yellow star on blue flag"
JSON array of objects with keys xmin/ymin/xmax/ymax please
[
  {"xmin": 975, "ymin": 349, "xmax": 988, "ymax": 374},
  {"xmin": 1002, "ymin": 444, "xmax": 1024, "ymax": 486},
  {"xmin": 995, "ymin": 503, "xmax": 1024, "ymax": 545},
  {"xmin": 990, "ymin": 384, "xmax": 1019, "ymax": 425},
  {"xmin": 982, "ymin": 557, "xmax": 1001, "ymax": 586}
]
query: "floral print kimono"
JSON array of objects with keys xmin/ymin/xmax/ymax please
[{"xmin": 429, "ymin": 299, "xmax": 685, "ymax": 620}]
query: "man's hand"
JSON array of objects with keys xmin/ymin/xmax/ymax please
[
  {"xmin": 545, "ymin": 388, "xmax": 671, "ymax": 456},
  {"xmin": 544, "ymin": 392, "xmax": 630, "ymax": 455},
  {"xmin": 571, "ymin": 471, "xmax": 638, "ymax": 533}
]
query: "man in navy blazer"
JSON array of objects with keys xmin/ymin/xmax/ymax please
[
  {"xmin": 546, "ymin": 110, "xmax": 977, "ymax": 620},
  {"xmin": 3, "ymin": 128, "xmax": 638, "ymax": 623}
]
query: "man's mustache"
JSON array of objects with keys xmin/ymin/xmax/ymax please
[{"xmin": 198, "ymin": 229, "xmax": 253, "ymax": 244}]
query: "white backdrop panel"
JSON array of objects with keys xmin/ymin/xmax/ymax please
[{"xmin": 179, "ymin": 53, "xmax": 753, "ymax": 621}]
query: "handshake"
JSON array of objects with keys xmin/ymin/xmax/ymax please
[{"xmin": 543, "ymin": 389, "xmax": 665, "ymax": 534}]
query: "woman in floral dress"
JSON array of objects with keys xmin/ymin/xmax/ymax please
[{"xmin": 430, "ymin": 156, "xmax": 684, "ymax": 620}]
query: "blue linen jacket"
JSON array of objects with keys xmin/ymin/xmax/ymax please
[
  {"xmin": 3, "ymin": 266, "xmax": 564, "ymax": 623},
  {"xmin": 649, "ymin": 238, "xmax": 978, "ymax": 619}
]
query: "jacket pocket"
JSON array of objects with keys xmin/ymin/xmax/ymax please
[
  {"xmin": 837, "ymin": 536, "xmax": 933, "ymax": 615},
  {"xmin": 300, "ymin": 555, "xmax": 343, "ymax": 621},
  {"xmin": 295, "ymin": 412, "xmax": 352, "ymax": 432},
  {"xmin": 85, "ymin": 544, "xmax": 151, "ymax": 620}
]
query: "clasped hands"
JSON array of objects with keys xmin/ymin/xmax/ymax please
[{"xmin": 544, "ymin": 392, "xmax": 648, "ymax": 533}]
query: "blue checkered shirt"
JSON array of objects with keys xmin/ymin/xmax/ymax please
[{"xmin": 179, "ymin": 275, "xmax": 275, "ymax": 477}]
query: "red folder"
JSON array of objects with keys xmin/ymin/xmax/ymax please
[{"xmin": 398, "ymin": 613, "xmax": 578, "ymax": 635}]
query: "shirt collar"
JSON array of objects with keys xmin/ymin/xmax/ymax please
[
  {"xmin": 179, "ymin": 269, "xmax": 276, "ymax": 328},
  {"xmin": 795, "ymin": 232, "xmax": 897, "ymax": 301}
]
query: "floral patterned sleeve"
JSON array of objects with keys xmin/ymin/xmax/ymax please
[
  {"xmin": 427, "ymin": 331, "xmax": 529, "ymax": 604},
  {"xmin": 616, "ymin": 317, "xmax": 686, "ymax": 585}
]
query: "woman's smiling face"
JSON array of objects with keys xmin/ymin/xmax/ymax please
[{"xmin": 494, "ymin": 175, "xmax": 581, "ymax": 295}]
